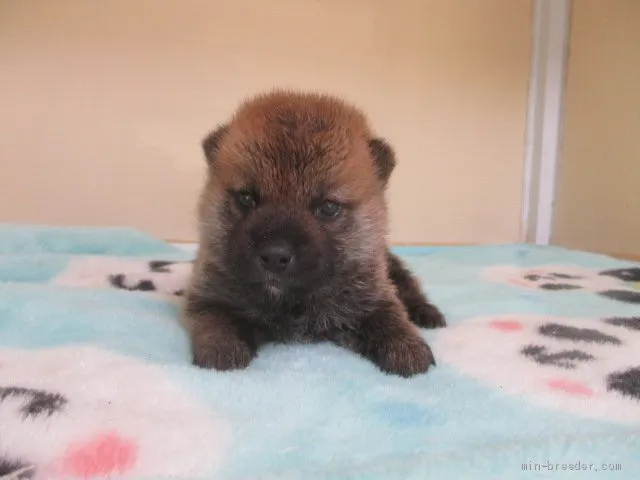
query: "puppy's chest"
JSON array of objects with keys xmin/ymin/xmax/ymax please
[{"xmin": 248, "ymin": 304, "xmax": 351, "ymax": 343}]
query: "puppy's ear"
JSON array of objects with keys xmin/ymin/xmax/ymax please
[
  {"xmin": 201, "ymin": 124, "xmax": 229, "ymax": 166},
  {"xmin": 368, "ymin": 138, "xmax": 396, "ymax": 185}
]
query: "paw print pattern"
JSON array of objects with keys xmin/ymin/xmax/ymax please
[
  {"xmin": 0, "ymin": 387, "xmax": 67, "ymax": 418},
  {"xmin": 482, "ymin": 265, "xmax": 640, "ymax": 304},
  {"xmin": 435, "ymin": 314, "xmax": 640, "ymax": 424},
  {"xmin": 51, "ymin": 257, "xmax": 193, "ymax": 299},
  {"xmin": 596, "ymin": 267, "xmax": 640, "ymax": 303},
  {"xmin": 0, "ymin": 346, "xmax": 231, "ymax": 479},
  {"xmin": 0, "ymin": 387, "xmax": 68, "ymax": 478},
  {"xmin": 0, "ymin": 458, "xmax": 35, "ymax": 479},
  {"xmin": 600, "ymin": 267, "xmax": 640, "ymax": 283}
]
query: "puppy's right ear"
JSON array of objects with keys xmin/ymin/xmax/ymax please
[
  {"xmin": 201, "ymin": 124, "xmax": 229, "ymax": 166},
  {"xmin": 368, "ymin": 138, "xmax": 396, "ymax": 185}
]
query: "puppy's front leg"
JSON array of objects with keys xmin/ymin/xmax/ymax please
[
  {"xmin": 333, "ymin": 298, "xmax": 436, "ymax": 377},
  {"xmin": 386, "ymin": 250, "xmax": 446, "ymax": 329},
  {"xmin": 183, "ymin": 300, "xmax": 257, "ymax": 371}
]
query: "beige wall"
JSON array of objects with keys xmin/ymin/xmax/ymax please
[
  {"xmin": 0, "ymin": 0, "xmax": 533, "ymax": 244},
  {"xmin": 552, "ymin": 0, "xmax": 640, "ymax": 256}
]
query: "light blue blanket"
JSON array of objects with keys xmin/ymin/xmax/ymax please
[{"xmin": 0, "ymin": 224, "xmax": 638, "ymax": 480}]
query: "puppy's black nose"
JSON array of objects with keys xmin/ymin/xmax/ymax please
[{"xmin": 259, "ymin": 242, "xmax": 294, "ymax": 273}]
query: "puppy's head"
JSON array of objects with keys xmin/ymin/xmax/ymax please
[{"xmin": 197, "ymin": 90, "xmax": 395, "ymax": 300}]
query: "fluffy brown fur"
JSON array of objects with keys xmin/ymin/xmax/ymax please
[{"xmin": 182, "ymin": 90, "xmax": 446, "ymax": 377}]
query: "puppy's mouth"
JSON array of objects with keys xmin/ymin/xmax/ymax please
[
  {"xmin": 259, "ymin": 271, "xmax": 314, "ymax": 299},
  {"xmin": 262, "ymin": 271, "xmax": 300, "ymax": 291},
  {"xmin": 265, "ymin": 283, "xmax": 284, "ymax": 301},
  {"xmin": 263, "ymin": 272, "xmax": 285, "ymax": 289}
]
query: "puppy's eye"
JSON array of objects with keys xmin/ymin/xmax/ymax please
[
  {"xmin": 316, "ymin": 200, "xmax": 342, "ymax": 219},
  {"xmin": 236, "ymin": 191, "xmax": 257, "ymax": 209}
]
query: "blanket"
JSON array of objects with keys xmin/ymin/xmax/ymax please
[{"xmin": 0, "ymin": 224, "xmax": 638, "ymax": 479}]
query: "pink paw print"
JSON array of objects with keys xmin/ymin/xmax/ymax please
[{"xmin": 60, "ymin": 431, "xmax": 137, "ymax": 478}]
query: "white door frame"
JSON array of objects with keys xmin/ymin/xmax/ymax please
[{"xmin": 521, "ymin": 0, "xmax": 572, "ymax": 245}]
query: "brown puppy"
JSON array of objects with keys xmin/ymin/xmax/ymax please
[{"xmin": 182, "ymin": 90, "xmax": 446, "ymax": 377}]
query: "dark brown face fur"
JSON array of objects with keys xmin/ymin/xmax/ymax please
[{"xmin": 196, "ymin": 91, "xmax": 396, "ymax": 310}]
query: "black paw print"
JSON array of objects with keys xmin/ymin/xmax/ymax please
[
  {"xmin": 520, "ymin": 318, "xmax": 640, "ymax": 401},
  {"xmin": 524, "ymin": 272, "xmax": 584, "ymax": 291}
]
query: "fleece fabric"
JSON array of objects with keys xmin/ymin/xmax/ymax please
[{"xmin": 0, "ymin": 224, "xmax": 638, "ymax": 479}]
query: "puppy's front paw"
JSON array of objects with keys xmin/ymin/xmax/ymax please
[
  {"xmin": 193, "ymin": 339, "xmax": 255, "ymax": 371},
  {"xmin": 407, "ymin": 300, "xmax": 447, "ymax": 329},
  {"xmin": 375, "ymin": 335, "xmax": 436, "ymax": 378}
]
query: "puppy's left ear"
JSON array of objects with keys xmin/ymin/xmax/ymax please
[
  {"xmin": 201, "ymin": 124, "xmax": 229, "ymax": 166},
  {"xmin": 368, "ymin": 138, "xmax": 396, "ymax": 185}
]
